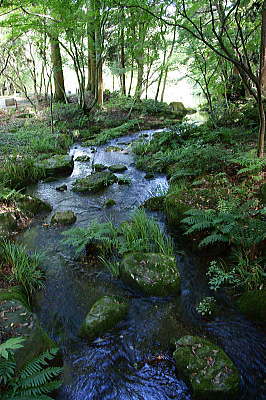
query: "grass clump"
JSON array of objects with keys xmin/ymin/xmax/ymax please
[
  {"xmin": 0, "ymin": 241, "xmax": 45, "ymax": 300},
  {"xmin": 90, "ymin": 119, "xmax": 141, "ymax": 146},
  {"xmin": 0, "ymin": 156, "xmax": 44, "ymax": 189},
  {"xmin": 62, "ymin": 210, "xmax": 174, "ymax": 276}
]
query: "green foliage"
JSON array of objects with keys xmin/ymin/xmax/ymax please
[
  {"xmin": 1, "ymin": 346, "xmax": 62, "ymax": 400},
  {"xmin": 0, "ymin": 286, "xmax": 32, "ymax": 311},
  {"xmin": 196, "ymin": 296, "xmax": 217, "ymax": 316},
  {"xmin": 61, "ymin": 220, "xmax": 118, "ymax": 256},
  {"xmin": 52, "ymin": 103, "xmax": 89, "ymax": 129},
  {"xmin": 0, "ymin": 337, "xmax": 25, "ymax": 360},
  {"xmin": 232, "ymin": 150, "xmax": 266, "ymax": 178},
  {"xmin": 92, "ymin": 119, "xmax": 141, "ymax": 145},
  {"xmin": 207, "ymin": 254, "xmax": 265, "ymax": 291},
  {"xmin": 119, "ymin": 209, "xmax": 174, "ymax": 256},
  {"xmin": 0, "ymin": 241, "xmax": 45, "ymax": 296},
  {"xmin": 0, "ymin": 156, "xmax": 44, "ymax": 189},
  {"xmin": 182, "ymin": 201, "xmax": 266, "ymax": 250}
]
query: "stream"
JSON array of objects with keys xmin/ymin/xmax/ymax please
[{"xmin": 17, "ymin": 129, "xmax": 265, "ymax": 400}]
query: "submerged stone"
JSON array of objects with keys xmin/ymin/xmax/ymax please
[
  {"xmin": 104, "ymin": 199, "xmax": 116, "ymax": 207},
  {"xmin": 35, "ymin": 155, "xmax": 74, "ymax": 177},
  {"xmin": 120, "ymin": 253, "xmax": 180, "ymax": 296},
  {"xmin": 75, "ymin": 155, "xmax": 91, "ymax": 162},
  {"xmin": 108, "ymin": 164, "xmax": 127, "ymax": 173},
  {"xmin": 173, "ymin": 336, "xmax": 240, "ymax": 400},
  {"xmin": 56, "ymin": 184, "xmax": 67, "ymax": 192},
  {"xmin": 80, "ymin": 295, "xmax": 128, "ymax": 340},
  {"xmin": 94, "ymin": 163, "xmax": 108, "ymax": 171},
  {"xmin": 51, "ymin": 210, "xmax": 77, "ymax": 225},
  {"xmin": 72, "ymin": 171, "xmax": 117, "ymax": 193}
]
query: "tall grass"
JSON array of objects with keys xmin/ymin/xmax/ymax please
[
  {"xmin": 119, "ymin": 209, "xmax": 174, "ymax": 256},
  {"xmin": 0, "ymin": 156, "xmax": 44, "ymax": 189},
  {"xmin": 0, "ymin": 241, "xmax": 45, "ymax": 296}
]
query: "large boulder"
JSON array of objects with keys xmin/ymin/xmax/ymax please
[
  {"xmin": 169, "ymin": 101, "xmax": 186, "ymax": 113},
  {"xmin": 80, "ymin": 296, "xmax": 128, "ymax": 340},
  {"xmin": 120, "ymin": 253, "xmax": 180, "ymax": 296},
  {"xmin": 15, "ymin": 195, "xmax": 52, "ymax": 216},
  {"xmin": 35, "ymin": 155, "xmax": 74, "ymax": 177},
  {"xmin": 236, "ymin": 290, "xmax": 266, "ymax": 322},
  {"xmin": 72, "ymin": 171, "xmax": 117, "ymax": 193},
  {"xmin": 173, "ymin": 336, "xmax": 240, "ymax": 400},
  {"xmin": 51, "ymin": 210, "xmax": 77, "ymax": 225}
]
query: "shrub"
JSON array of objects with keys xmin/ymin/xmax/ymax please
[
  {"xmin": 182, "ymin": 201, "xmax": 266, "ymax": 251},
  {"xmin": 52, "ymin": 103, "xmax": 89, "ymax": 128},
  {"xmin": 196, "ymin": 296, "xmax": 217, "ymax": 316}
]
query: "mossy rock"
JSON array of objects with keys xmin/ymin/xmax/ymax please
[
  {"xmin": 72, "ymin": 171, "xmax": 117, "ymax": 193},
  {"xmin": 75, "ymin": 155, "xmax": 91, "ymax": 162},
  {"xmin": 108, "ymin": 164, "xmax": 127, "ymax": 173},
  {"xmin": 35, "ymin": 155, "xmax": 74, "ymax": 177},
  {"xmin": 117, "ymin": 176, "xmax": 132, "ymax": 185},
  {"xmin": 51, "ymin": 210, "xmax": 77, "ymax": 225},
  {"xmin": 80, "ymin": 295, "xmax": 128, "ymax": 340},
  {"xmin": 104, "ymin": 199, "xmax": 116, "ymax": 207},
  {"xmin": 105, "ymin": 146, "xmax": 121, "ymax": 152},
  {"xmin": 236, "ymin": 290, "xmax": 266, "ymax": 322},
  {"xmin": 120, "ymin": 253, "xmax": 180, "ymax": 296},
  {"xmin": 15, "ymin": 195, "xmax": 52, "ymax": 216},
  {"xmin": 56, "ymin": 184, "xmax": 67, "ymax": 192},
  {"xmin": 143, "ymin": 196, "xmax": 165, "ymax": 211},
  {"xmin": 173, "ymin": 336, "xmax": 240, "ymax": 400},
  {"xmin": 0, "ymin": 212, "xmax": 18, "ymax": 236},
  {"xmin": 94, "ymin": 163, "xmax": 107, "ymax": 171}
]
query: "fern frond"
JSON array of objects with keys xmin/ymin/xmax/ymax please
[
  {"xmin": 19, "ymin": 367, "xmax": 62, "ymax": 389},
  {"xmin": 185, "ymin": 221, "xmax": 213, "ymax": 234},
  {"xmin": 199, "ymin": 234, "xmax": 228, "ymax": 247},
  {"xmin": 20, "ymin": 348, "xmax": 59, "ymax": 379}
]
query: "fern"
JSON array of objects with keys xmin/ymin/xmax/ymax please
[
  {"xmin": 3, "ymin": 347, "xmax": 62, "ymax": 400},
  {"xmin": 0, "ymin": 337, "xmax": 25, "ymax": 359}
]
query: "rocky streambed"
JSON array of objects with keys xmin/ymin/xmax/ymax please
[{"xmin": 4, "ymin": 129, "xmax": 265, "ymax": 400}]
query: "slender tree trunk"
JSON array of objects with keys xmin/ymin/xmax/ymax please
[
  {"xmin": 50, "ymin": 35, "xmax": 66, "ymax": 102},
  {"xmin": 128, "ymin": 59, "xmax": 134, "ymax": 96},
  {"xmin": 257, "ymin": 96, "xmax": 265, "ymax": 158},
  {"xmin": 97, "ymin": 60, "xmax": 103, "ymax": 105},
  {"xmin": 134, "ymin": 59, "xmax": 144, "ymax": 99},
  {"xmin": 120, "ymin": 26, "xmax": 126, "ymax": 95},
  {"xmin": 160, "ymin": 67, "xmax": 169, "ymax": 102}
]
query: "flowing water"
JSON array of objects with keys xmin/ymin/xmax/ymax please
[{"xmin": 18, "ymin": 129, "xmax": 265, "ymax": 400}]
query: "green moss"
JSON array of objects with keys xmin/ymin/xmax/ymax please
[
  {"xmin": 80, "ymin": 296, "xmax": 128, "ymax": 340},
  {"xmin": 35, "ymin": 154, "xmax": 74, "ymax": 178},
  {"xmin": 104, "ymin": 199, "xmax": 116, "ymax": 207},
  {"xmin": 51, "ymin": 210, "xmax": 77, "ymax": 225},
  {"xmin": 120, "ymin": 253, "xmax": 180, "ymax": 296},
  {"xmin": 72, "ymin": 171, "xmax": 117, "ymax": 193},
  {"xmin": 143, "ymin": 196, "xmax": 165, "ymax": 211},
  {"xmin": 108, "ymin": 164, "xmax": 127, "ymax": 173},
  {"xmin": 173, "ymin": 335, "xmax": 240, "ymax": 400},
  {"xmin": 236, "ymin": 290, "xmax": 266, "ymax": 322}
]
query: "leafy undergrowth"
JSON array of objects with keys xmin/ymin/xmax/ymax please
[{"xmin": 134, "ymin": 118, "xmax": 266, "ymax": 297}]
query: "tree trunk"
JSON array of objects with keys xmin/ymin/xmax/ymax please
[
  {"xmin": 120, "ymin": 26, "xmax": 126, "ymax": 96},
  {"xmin": 128, "ymin": 59, "xmax": 134, "ymax": 96},
  {"xmin": 134, "ymin": 59, "xmax": 144, "ymax": 99},
  {"xmin": 97, "ymin": 60, "xmax": 103, "ymax": 106},
  {"xmin": 260, "ymin": 0, "xmax": 266, "ymax": 97},
  {"xmin": 160, "ymin": 67, "xmax": 169, "ymax": 102},
  {"xmin": 50, "ymin": 35, "xmax": 66, "ymax": 102}
]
